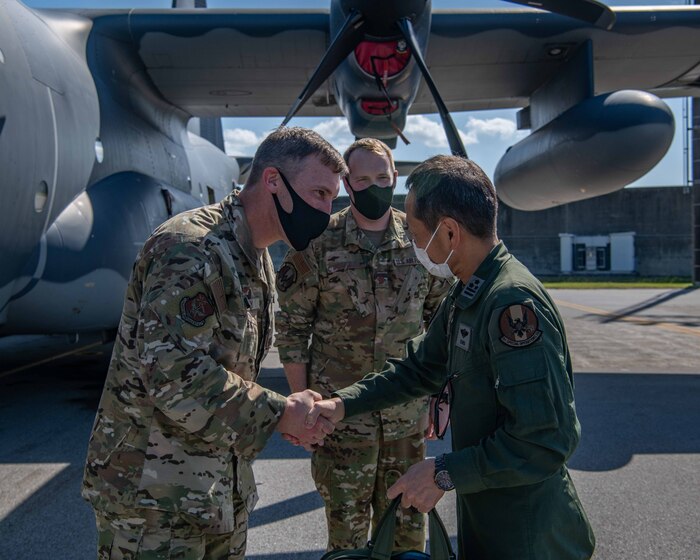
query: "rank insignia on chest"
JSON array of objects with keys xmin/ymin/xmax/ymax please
[
  {"xmin": 499, "ymin": 303, "xmax": 542, "ymax": 348},
  {"xmin": 456, "ymin": 323, "xmax": 472, "ymax": 351},
  {"xmin": 375, "ymin": 271, "xmax": 389, "ymax": 287},
  {"xmin": 462, "ymin": 275, "xmax": 484, "ymax": 299},
  {"xmin": 180, "ymin": 292, "xmax": 214, "ymax": 327},
  {"xmin": 241, "ymin": 285, "xmax": 254, "ymax": 308}
]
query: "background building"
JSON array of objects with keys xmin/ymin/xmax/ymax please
[{"xmin": 269, "ymin": 186, "xmax": 693, "ymax": 278}]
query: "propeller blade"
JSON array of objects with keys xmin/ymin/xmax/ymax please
[
  {"xmin": 396, "ymin": 18, "xmax": 467, "ymax": 159},
  {"xmin": 504, "ymin": 0, "xmax": 616, "ymax": 30},
  {"xmin": 281, "ymin": 11, "xmax": 366, "ymax": 127}
]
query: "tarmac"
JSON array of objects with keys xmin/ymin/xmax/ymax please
[{"xmin": 0, "ymin": 288, "xmax": 698, "ymax": 559}]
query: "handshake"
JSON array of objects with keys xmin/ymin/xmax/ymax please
[{"xmin": 275, "ymin": 390, "xmax": 345, "ymax": 450}]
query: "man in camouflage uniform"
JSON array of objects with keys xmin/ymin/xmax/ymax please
[
  {"xmin": 81, "ymin": 127, "xmax": 347, "ymax": 560},
  {"xmin": 275, "ymin": 138, "xmax": 452, "ymax": 552}
]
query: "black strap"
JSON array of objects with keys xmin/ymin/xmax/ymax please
[{"xmin": 368, "ymin": 497, "xmax": 455, "ymax": 559}]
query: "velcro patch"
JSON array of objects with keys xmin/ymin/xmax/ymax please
[
  {"xmin": 276, "ymin": 263, "xmax": 297, "ymax": 292},
  {"xmin": 209, "ymin": 276, "xmax": 227, "ymax": 317},
  {"xmin": 291, "ymin": 252, "xmax": 312, "ymax": 279},
  {"xmin": 180, "ymin": 292, "xmax": 215, "ymax": 327},
  {"xmin": 462, "ymin": 275, "xmax": 484, "ymax": 299},
  {"xmin": 498, "ymin": 303, "xmax": 542, "ymax": 348},
  {"xmin": 456, "ymin": 323, "xmax": 472, "ymax": 351}
]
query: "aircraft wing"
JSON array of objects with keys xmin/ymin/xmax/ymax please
[
  {"xmin": 418, "ymin": 6, "xmax": 700, "ymax": 113},
  {"xmin": 73, "ymin": 6, "xmax": 700, "ymax": 118},
  {"xmin": 76, "ymin": 8, "xmax": 339, "ymax": 118}
]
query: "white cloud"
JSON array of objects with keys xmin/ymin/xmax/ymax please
[
  {"xmin": 465, "ymin": 116, "xmax": 524, "ymax": 142},
  {"xmin": 312, "ymin": 118, "xmax": 355, "ymax": 153},
  {"xmin": 224, "ymin": 127, "xmax": 269, "ymax": 155},
  {"xmin": 404, "ymin": 115, "xmax": 472, "ymax": 148},
  {"xmin": 402, "ymin": 114, "xmax": 525, "ymax": 150}
]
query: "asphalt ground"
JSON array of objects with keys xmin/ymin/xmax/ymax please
[{"xmin": 0, "ymin": 288, "xmax": 698, "ymax": 559}]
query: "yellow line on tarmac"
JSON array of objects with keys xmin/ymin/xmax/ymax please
[{"xmin": 553, "ymin": 299, "xmax": 700, "ymax": 339}]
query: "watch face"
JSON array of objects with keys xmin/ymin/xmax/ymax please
[{"xmin": 435, "ymin": 470, "xmax": 454, "ymax": 491}]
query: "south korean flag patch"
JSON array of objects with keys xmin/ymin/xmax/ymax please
[{"xmin": 456, "ymin": 323, "xmax": 472, "ymax": 352}]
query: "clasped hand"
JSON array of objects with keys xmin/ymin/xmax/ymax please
[{"xmin": 276, "ymin": 393, "xmax": 345, "ymax": 451}]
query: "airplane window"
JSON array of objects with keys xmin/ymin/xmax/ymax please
[
  {"xmin": 0, "ymin": 48, "xmax": 4, "ymax": 64},
  {"xmin": 94, "ymin": 138, "xmax": 104, "ymax": 163},
  {"xmin": 34, "ymin": 181, "xmax": 48, "ymax": 213}
]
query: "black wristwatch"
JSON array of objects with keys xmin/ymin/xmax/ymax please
[{"xmin": 433, "ymin": 454, "xmax": 455, "ymax": 491}]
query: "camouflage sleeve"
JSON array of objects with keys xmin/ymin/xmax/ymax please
[
  {"xmin": 274, "ymin": 247, "xmax": 319, "ymax": 364},
  {"xmin": 422, "ymin": 274, "xmax": 454, "ymax": 324},
  {"xmin": 139, "ymin": 242, "xmax": 287, "ymax": 459}
]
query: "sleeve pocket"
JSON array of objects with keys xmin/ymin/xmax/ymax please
[
  {"xmin": 146, "ymin": 281, "xmax": 220, "ymax": 356},
  {"xmin": 494, "ymin": 346, "xmax": 559, "ymax": 432}
]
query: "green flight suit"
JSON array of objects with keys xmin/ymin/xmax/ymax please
[{"xmin": 335, "ymin": 242, "xmax": 596, "ymax": 560}]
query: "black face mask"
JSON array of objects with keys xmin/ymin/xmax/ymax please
[
  {"xmin": 347, "ymin": 178, "xmax": 395, "ymax": 220},
  {"xmin": 272, "ymin": 170, "xmax": 330, "ymax": 251}
]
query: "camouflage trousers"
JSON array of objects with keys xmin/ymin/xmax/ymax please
[
  {"xmin": 94, "ymin": 508, "xmax": 247, "ymax": 560},
  {"xmin": 311, "ymin": 432, "xmax": 426, "ymax": 553}
]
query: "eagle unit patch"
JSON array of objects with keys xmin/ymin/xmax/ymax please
[
  {"xmin": 276, "ymin": 263, "xmax": 297, "ymax": 292},
  {"xmin": 180, "ymin": 292, "xmax": 215, "ymax": 327},
  {"xmin": 498, "ymin": 303, "xmax": 542, "ymax": 348}
]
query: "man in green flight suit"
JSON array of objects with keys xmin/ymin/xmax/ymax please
[
  {"xmin": 309, "ymin": 155, "xmax": 596, "ymax": 559},
  {"xmin": 82, "ymin": 127, "xmax": 346, "ymax": 560},
  {"xmin": 275, "ymin": 138, "xmax": 452, "ymax": 552}
]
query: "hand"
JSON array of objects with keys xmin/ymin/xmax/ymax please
[
  {"xmin": 424, "ymin": 397, "xmax": 438, "ymax": 440},
  {"xmin": 305, "ymin": 397, "xmax": 345, "ymax": 427},
  {"xmin": 281, "ymin": 433, "xmax": 317, "ymax": 452},
  {"xmin": 387, "ymin": 458, "xmax": 444, "ymax": 513},
  {"xmin": 276, "ymin": 390, "xmax": 335, "ymax": 446}
]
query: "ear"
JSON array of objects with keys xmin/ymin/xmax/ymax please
[
  {"xmin": 442, "ymin": 217, "xmax": 461, "ymax": 247},
  {"xmin": 262, "ymin": 167, "xmax": 282, "ymax": 194},
  {"xmin": 392, "ymin": 168, "xmax": 399, "ymax": 182}
]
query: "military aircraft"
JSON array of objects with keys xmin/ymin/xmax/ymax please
[{"xmin": 1, "ymin": 0, "xmax": 699, "ymax": 337}]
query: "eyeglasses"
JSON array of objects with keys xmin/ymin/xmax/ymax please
[{"xmin": 433, "ymin": 375, "xmax": 453, "ymax": 440}]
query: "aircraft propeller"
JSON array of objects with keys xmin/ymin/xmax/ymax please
[
  {"xmin": 504, "ymin": 1, "xmax": 616, "ymax": 31},
  {"xmin": 280, "ymin": 0, "xmax": 616, "ymax": 158}
]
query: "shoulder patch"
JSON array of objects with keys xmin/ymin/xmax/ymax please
[
  {"xmin": 498, "ymin": 303, "xmax": 542, "ymax": 348},
  {"xmin": 180, "ymin": 292, "xmax": 215, "ymax": 327},
  {"xmin": 276, "ymin": 262, "xmax": 297, "ymax": 292}
]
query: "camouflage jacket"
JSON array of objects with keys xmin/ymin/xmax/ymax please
[
  {"xmin": 275, "ymin": 206, "xmax": 452, "ymax": 441},
  {"xmin": 81, "ymin": 191, "xmax": 286, "ymax": 534}
]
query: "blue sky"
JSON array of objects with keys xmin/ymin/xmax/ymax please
[{"xmin": 25, "ymin": 0, "xmax": 692, "ymax": 191}]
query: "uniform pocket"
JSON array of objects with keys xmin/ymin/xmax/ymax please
[{"xmin": 494, "ymin": 346, "xmax": 559, "ymax": 433}]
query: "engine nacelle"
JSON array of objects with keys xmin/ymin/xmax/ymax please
[{"xmin": 494, "ymin": 90, "xmax": 675, "ymax": 211}]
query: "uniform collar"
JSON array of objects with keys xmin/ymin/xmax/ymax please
[
  {"xmin": 343, "ymin": 207, "xmax": 411, "ymax": 252},
  {"xmin": 455, "ymin": 241, "xmax": 510, "ymax": 309},
  {"xmin": 222, "ymin": 190, "xmax": 263, "ymax": 271}
]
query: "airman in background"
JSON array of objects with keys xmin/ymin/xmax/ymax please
[{"xmin": 275, "ymin": 138, "xmax": 452, "ymax": 552}]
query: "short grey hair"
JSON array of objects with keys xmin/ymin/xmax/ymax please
[
  {"xmin": 247, "ymin": 127, "xmax": 348, "ymax": 185},
  {"xmin": 406, "ymin": 155, "xmax": 498, "ymax": 239}
]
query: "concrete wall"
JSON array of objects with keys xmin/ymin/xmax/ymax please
[
  {"xmin": 498, "ymin": 186, "xmax": 692, "ymax": 276},
  {"xmin": 268, "ymin": 187, "xmax": 692, "ymax": 277}
]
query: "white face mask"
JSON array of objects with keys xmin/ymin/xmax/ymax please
[{"xmin": 413, "ymin": 221, "xmax": 454, "ymax": 278}]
